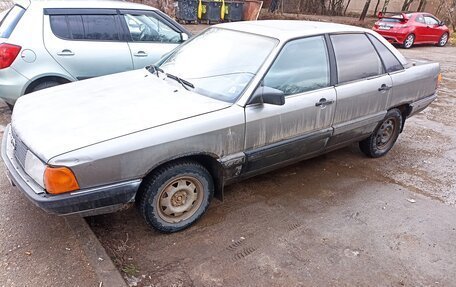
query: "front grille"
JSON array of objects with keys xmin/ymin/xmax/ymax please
[{"xmin": 11, "ymin": 129, "xmax": 28, "ymax": 168}]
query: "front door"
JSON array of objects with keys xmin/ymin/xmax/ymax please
[
  {"xmin": 423, "ymin": 15, "xmax": 441, "ymax": 42},
  {"xmin": 244, "ymin": 36, "xmax": 336, "ymax": 174},
  {"xmin": 43, "ymin": 10, "xmax": 133, "ymax": 80}
]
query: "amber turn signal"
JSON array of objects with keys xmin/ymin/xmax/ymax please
[{"xmin": 44, "ymin": 166, "xmax": 80, "ymax": 194}]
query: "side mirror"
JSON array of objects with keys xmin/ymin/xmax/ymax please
[
  {"xmin": 180, "ymin": 33, "xmax": 189, "ymax": 42},
  {"xmin": 250, "ymin": 86, "xmax": 285, "ymax": 106},
  {"xmin": 439, "ymin": 21, "xmax": 445, "ymax": 26}
]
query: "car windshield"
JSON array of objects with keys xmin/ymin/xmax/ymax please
[
  {"xmin": 0, "ymin": 5, "xmax": 25, "ymax": 38},
  {"xmin": 158, "ymin": 28, "xmax": 278, "ymax": 103}
]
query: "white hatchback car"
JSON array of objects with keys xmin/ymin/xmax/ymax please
[{"xmin": 0, "ymin": 0, "xmax": 190, "ymax": 108}]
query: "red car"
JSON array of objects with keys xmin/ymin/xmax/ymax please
[{"xmin": 373, "ymin": 12, "xmax": 450, "ymax": 49}]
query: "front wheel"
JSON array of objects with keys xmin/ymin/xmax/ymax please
[
  {"xmin": 437, "ymin": 32, "xmax": 449, "ymax": 47},
  {"xmin": 359, "ymin": 109, "xmax": 402, "ymax": 158},
  {"xmin": 402, "ymin": 34, "xmax": 415, "ymax": 49},
  {"xmin": 138, "ymin": 161, "xmax": 214, "ymax": 233}
]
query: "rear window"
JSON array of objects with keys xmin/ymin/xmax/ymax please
[
  {"xmin": 367, "ymin": 34, "xmax": 403, "ymax": 73},
  {"xmin": 50, "ymin": 14, "xmax": 120, "ymax": 41},
  {"xmin": 0, "ymin": 5, "xmax": 25, "ymax": 38}
]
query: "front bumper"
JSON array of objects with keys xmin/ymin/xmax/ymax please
[{"xmin": 1, "ymin": 124, "xmax": 141, "ymax": 216}]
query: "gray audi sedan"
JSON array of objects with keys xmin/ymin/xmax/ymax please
[{"xmin": 2, "ymin": 21, "xmax": 440, "ymax": 232}]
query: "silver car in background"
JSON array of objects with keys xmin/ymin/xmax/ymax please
[
  {"xmin": 0, "ymin": 0, "xmax": 190, "ymax": 107},
  {"xmin": 2, "ymin": 21, "xmax": 440, "ymax": 233}
]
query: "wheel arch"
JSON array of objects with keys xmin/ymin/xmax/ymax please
[
  {"xmin": 24, "ymin": 75, "xmax": 73, "ymax": 95},
  {"xmin": 137, "ymin": 153, "xmax": 225, "ymax": 202},
  {"xmin": 390, "ymin": 104, "xmax": 412, "ymax": 132}
]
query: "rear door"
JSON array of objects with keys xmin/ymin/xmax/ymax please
[
  {"xmin": 119, "ymin": 10, "xmax": 186, "ymax": 69},
  {"xmin": 243, "ymin": 36, "xmax": 336, "ymax": 173},
  {"xmin": 43, "ymin": 9, "xmax": 133, "ymax": 80},
  {"xmin": 327, "ymin": 33, "xmax": 392, "ymax": 149}
]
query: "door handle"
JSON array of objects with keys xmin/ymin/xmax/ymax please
[
  {"xmin": 315, "ymin": 98, "xmax": 334, "ymax": 107},
  {"xmin": 378, "ymin": 84, "xmax": 392, "ymax": 92},
  {"xmin": 134, "ymin": 51, "xmax": 148, "ymax": 57},
  {"xmin": 57, "ymin": 49, "xmax": 74, "ymax": 56}
]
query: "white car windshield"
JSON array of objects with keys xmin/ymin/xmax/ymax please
[{"xmin": 158, "ymin": 28, "xmax": 278, "ymax": 102}]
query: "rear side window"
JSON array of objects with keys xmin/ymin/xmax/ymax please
[
  {"xmin": 50, "ymin": 14, "xmax": 120, "ymax": 41},
  {"xmin": 367, "ymin": 34, "xmax": 403, "ymax": 73},
  {"xmin": 331, "ymin": 34, "xmax": 384, "ymax": 84},
  {"xmin": 0, "ymin": 5, "xmax": 25, "ymax": 38}
]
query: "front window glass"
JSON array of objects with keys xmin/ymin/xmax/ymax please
[
  {"xmin": 424, "ymin": 16, "xmax": 439, "ymax": 26},
  {"xmin": 159, "ymin": 28, "xmax": 278, "ymax": 102},
  {"xmin": 124, "ymin": 13, "xmax": 181, "ymax": 43},
  {"xmin": 263, "ymin": 36, "xmax": 330, "ymax": 96}
]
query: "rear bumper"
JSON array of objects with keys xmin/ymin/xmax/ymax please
[
  {"xmin": 1, "ymin": 124, "xmax": 141, "ymax": 216},
  {"xmin": 0, "ymin": 67, "xmax": 28, "ymax": 105},
  {"xmin": 409, "ymin": 94, "xmax": 437, "ymax": 117},
  {"xmin": 373, "ymin": 29, "xmax": 408, "ymax": 44}
]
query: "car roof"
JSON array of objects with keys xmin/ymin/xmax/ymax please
[
  {"xmin": 16, "ymin": 0, "xmax": 157, "ymax": 10},
  {"xmin": 214, "ymin": 20, "xmax": 371, "ymax": 41}
]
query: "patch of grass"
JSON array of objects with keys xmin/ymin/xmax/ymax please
[
  {"xmin": 121, "ymin": 263, "xmax": 140, "ymax": 277},
  {"xmin": 450, "ymin": 32, "xmax": 456, "ymax": 46}
]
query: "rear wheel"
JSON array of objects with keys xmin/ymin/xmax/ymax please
[
  {"xmin": 138, "ymin": 161, "xmax": 214, "ymax": 233},
  {"xmin": 437, "ymin": 32, "xmax": 449, "ymax": 47},
  {"xmin": 359, "ymin": 109, "xmax": 402, "ymax": 158},
  {"xmin": 402, "ymin": 34, "xmax": 415, "ymax": 49},
  {"xmin": 30, "ymin": 80, "xmax": 61, "ymax": 93}
]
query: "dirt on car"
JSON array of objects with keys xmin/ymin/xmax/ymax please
[{"xmin": 88, "ymin": 46, "xmax": 456, "ymax": 286}]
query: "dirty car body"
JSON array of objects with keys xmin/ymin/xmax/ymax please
[{"xmin": 2, "ymin": 20, "xmax": 440, "ymax": 232}]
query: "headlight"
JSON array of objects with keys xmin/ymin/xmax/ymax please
[{"xmin": 24, "ymin": 150, "xmax": 46, "ymax": 188}]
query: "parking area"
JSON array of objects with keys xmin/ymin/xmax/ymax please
[{"xmin": 85, "ymin": 46, "xmax": 456, "ymax": 286}]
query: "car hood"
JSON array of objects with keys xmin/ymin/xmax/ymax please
[{"xmin": 11, "ymin": 69, "xmax": 232, "ymax": 162}]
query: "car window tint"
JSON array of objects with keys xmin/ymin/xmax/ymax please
[
  {"xmin": 0, "ymin": 5, "xmax": 25, "ymax": 38},
  {"xmin": 367, "ymin": 34, "xmax": 403, "ymax": 73},
  {"xmin": 124, "ymin": 13, "xmax": 181, "ymax": 43},
  {"xmin": 82, "ymin": 15, "xmax": 119, "ymax": 40},
  {"xmin": 331, "ymin": 34, "xmax": 383, "ymax": 84},
  {"xmin": 424, "ymin": 16, "xmax": 439, "ymax": 25},
  {"xmin": 67, "ymin": 15, "xmax": 84, "ymax": 39},
  {"xmin": 263, "ymin": 36, "xmax": 330, "ymax": 96},
  {"xmin": 50, "ymin": 15, "xmax": 70, "ymax": 39},
  {"xmin": 415, "ymin": 14, "xmax": 425, "ymax": 23}
]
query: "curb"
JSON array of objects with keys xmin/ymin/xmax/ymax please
[{"xmin": 65, "ymin": 216, "xmax": 128, "ymax": 287}]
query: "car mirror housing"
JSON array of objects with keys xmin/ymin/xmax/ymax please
[
  {"xmin": 438, "ymin": 21, "xmax": 445, "ymax": 26},
  {"xmin": 180, "ymin": 33, "xmax": 189, "ymax": 42},
  {"xmin": 250, "ymin": 85, "xmax": 285, "ymax": 106}
]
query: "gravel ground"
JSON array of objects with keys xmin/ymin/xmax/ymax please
[{"xmin": 88, "ymin": 45, "xmax": 456, "ymax": 287}]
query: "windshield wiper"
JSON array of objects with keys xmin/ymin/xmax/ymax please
[
  {"xmin": 146, "ymin": 65, "xmax": 194, "ymax": 91},
  {"xmin": 146, "ymin": 65, "xmax": 164, "ymax": 77},
  {"xmin": 165, "ymin": 73, "xmax": 194, "ymax": 91}
]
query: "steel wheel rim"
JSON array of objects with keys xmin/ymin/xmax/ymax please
[
  {"xmin": 405, "ymin": 35, "xmax": 414, "ymax": 48},
  {"xmin": 156, "ymin": 176, "xmax": 204, "ymax": 223},
  {"xmin": 440, "ymin": 34, "xmax": 448, "ymax": 46},
  {"xmin": 375, "ymin": 118, "xmax": 397, "ymax": 150}
]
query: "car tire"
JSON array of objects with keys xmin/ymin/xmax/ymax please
[
  {"xmin": 437, "ymin": 32, "xmax": 449, "ymax": 47},
  {"xmin": 30, "ymin": 80, "xmax": 61, "ymax": 93},
  {"xmin": 402, "ymin": 34, "xmax": 415, "ymax": 49},
  {"xmin": 359, "ymin": 109, "xmax": 402, "ymax": 158},
  {"xmin": 138, "ymin": 161, "xmax": 214, "ymax": 233}
]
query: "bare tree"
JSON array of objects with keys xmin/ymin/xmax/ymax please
[
  {"xmin": 417, "ymin": 0, "xmax": 426, "ymax": 12},
  {"xmin": 359, "ymin": 0, "xmax": 372, "ymax": 21},
  {"xmin": 373, "ymin": 0, "xmax": 381, "ymax": 16},
  {"xmin": 344, "ymin": 0, "xmax": 352, "ymax": 15},
  {"xmin": 381, "ymin": 0, "xmax": 391, "ymax": 12},
  {"xmin": 401, "ymin": 0, "xmax": 414, "ymax": 11}
]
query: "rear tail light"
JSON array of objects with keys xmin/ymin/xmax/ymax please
[
  {"xmin": 0, "ymin": 43, "xmax": 21, "ymax": 69},
  {"xmin": 437, "ymin": 72, "xmax": 442, "ymax": 89}
]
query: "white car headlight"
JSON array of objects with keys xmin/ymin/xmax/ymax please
[{"xmin": 24, "ymin": 150, "xmax": 46, "ymax": 188}]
